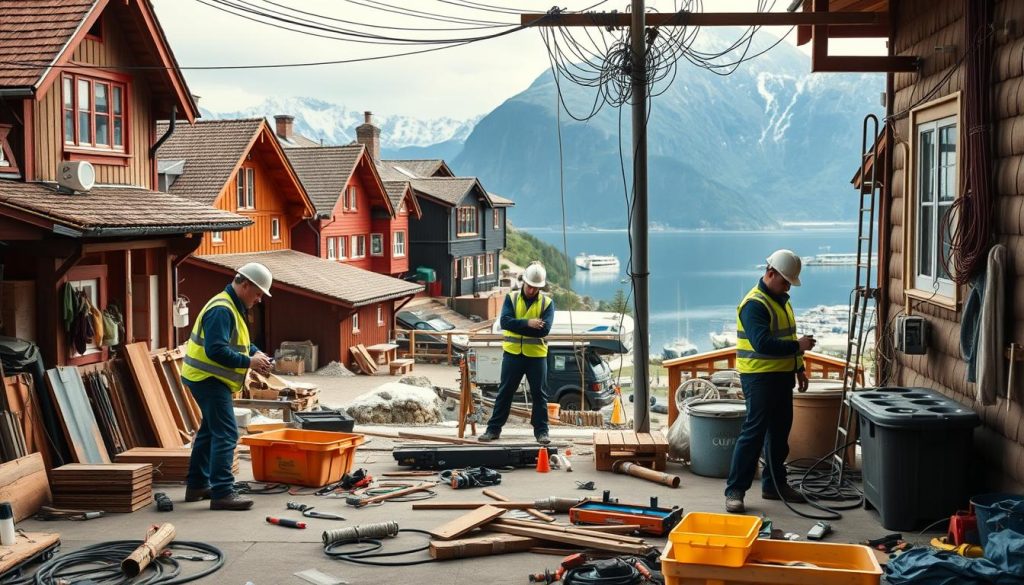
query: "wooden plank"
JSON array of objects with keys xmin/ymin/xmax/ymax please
[
  {"xmin": 485, "ymin": 523, "xmax": 652, "ymax": 555},
  {"xmin": 412, "ymin": 502, "xmax": 539, "ymax": 511},
  {"xmin": 0, "ymin": 532, "xmax": 60, "ymax": 575},
  {"xmin": 637, "ymin": 433, "xmax": 654, "ymax": 446},
  {"xmin": 491, "ymin": 519, "xmax": 648, "ymax": 545},
  {"xmin": 429, "ymin": 504, "xmax": 506, "ymax": 540},
  {"xmin": 1, "ymin": 374, "xmax": 50, "ymax": 468},
  {"xmin": 152, "ymin": 353, "xmax": 193, "ymax": 436},
  {"xmin": 0, "ymin": 454, "xmax": 51, "ymax": 522},
  {"xmin": 45, "ymin": 367, "xmax": 109, "ymax": 464},
  {"xmin": 123, "ymin": 343, "xmax": 184, "ymax": 448},
  {"xmin": 483, "ymin": 489, "xmax": 554, "ymax": 523},
  {"xmin": 349, "ymin": 346, "xmax": 376, "ymax": 375},
  {"xmin": 429, "ymin": 532, "xmax": 538, "ymax": 560},
  {"xmin": 165, "ymin": 349, "xmax": 202, "ymax": 428}
]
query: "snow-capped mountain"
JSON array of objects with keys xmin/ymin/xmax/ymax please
[{"xmin": 201, "ymin": 96, "xmax": 479, "ymax": 152}]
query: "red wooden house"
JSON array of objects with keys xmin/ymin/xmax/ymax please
[{"xmin": 0, "ymin": 0, "xmax": 248, "ymax": 367}]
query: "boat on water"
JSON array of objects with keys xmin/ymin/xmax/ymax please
[
  {"xmin": 709, "ymin": 329, "xmax": 737, "ymax": 349},
  {"xmin": 803, "ymin": 253, "xmax": 859, "ymax": 266},
  {"xmin": 663, "ymin": 338, "xmax": 698, "ymax": 360},
  {"xmin": 575, "ymin": 253, "xmax": 620, "ymax": 271}
]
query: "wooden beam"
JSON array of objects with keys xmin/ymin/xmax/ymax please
[
  {"xmin": 82, "ymin": 239, "xmax": 169, "ymax": 254},
  {"xmin": 521, "ymin": 11, "xmax": 887, "ymax": 27},
  {"xmin": 485, "ymin": 522, "xmax": 652, "ymax": 555},
  {"xmin": 812, "ymin": 56, "xmax": 918, "ymax": 72},
  {"xmin": 428, "ymin": 504, "xmax": 505, "ymax": 540}
]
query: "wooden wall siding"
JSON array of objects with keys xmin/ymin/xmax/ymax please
[
  {"xmin": 197, "ymin": 161, "xmax": 298, "ymax": 256},
  {"xmin": 887, "ymin": 0, "xmax": 1024, "ymax": 489},
  {"xmin": 34, "ymin": 12, "xmax": 153, "ymax": 187},
  {"xmin": 339, "ymin": 302, "xmax": 392, "ymax": 367}
]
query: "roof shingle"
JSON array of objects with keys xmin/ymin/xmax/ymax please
[
  {"xmin": 283, "ymin": 146, "xmax": 363, "ymax": 215},
  {"xmin": 383, "ymin": 181, "xmax": 410, "ymax": 211},
  {"xmin": 408, "ymin": 177, "xmax": 484, "ymax": 207},
  {"xmin": 194, "ymin": 250, "xmax": 422, "ymax": 307},
  {"xmin": 156, "ymin": 118, "xmax": 265, "ymax": 205},
  {"xmin": 0, "ymin": 179, "xmax": 251, "ymax": 235},
  {"xmin": 0, "ymin": 0, "xmax": 95, "ymax": 89},
  {"xmin": 378, "ymin": 159, "xmax": 450, "ymax": 181}
]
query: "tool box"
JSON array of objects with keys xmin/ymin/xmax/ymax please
[
  {"xmin": 392, "ymin": 444, "xmax": 558, "ymax": 470},
  {"xmin": 570, "ymin": 495, "xmax": 683, "ymax": 536}
]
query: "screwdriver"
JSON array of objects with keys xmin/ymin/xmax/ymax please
[{"xmin": 266, "ymin": 517, "xmax": 306, "ymax": 529}]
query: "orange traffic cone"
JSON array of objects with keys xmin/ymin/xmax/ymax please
[
  {"xmin": 611, "ymin": 390, "xmax": 626, "ymax": 426},
  {"xmin": 536, "ymin": 447, "xmax": 550, "ymax": 473}
]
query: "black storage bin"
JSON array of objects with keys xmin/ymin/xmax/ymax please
[
  {"xmin": 292, "ymin": 409, "xmax": 355, "ymax": 433},
  {"xmin": 851, "ymin": 387, "xmax": 980, "ymax": 531}
]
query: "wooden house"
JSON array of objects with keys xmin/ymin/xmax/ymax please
[{"xmin": 0, "ymin": 0, "xmax": 248, "ymax": 367}]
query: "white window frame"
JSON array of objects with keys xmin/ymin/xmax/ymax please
[
  {"xmin": 338, "ymin": 235, "xmax": 347, "ymax": 259},
  {"xmin": 351, "ymin": 235, "xmax": 366, "ymax": 258},
  {"xmin": 346, "ymin": 185, "xmax": 357, "ymax": 211},
  {"xmin": 377, "ymin": 304, "xmax": 384, "ymax": 325},
  {"xmin": 393, "ymin": 231, "xmax": 406, "ymax": 257},
  {"xmin": 486, "ymin": 254, "xmax": 494, "ymax": 275},
  {"xmin": 236, "ymin": 167, "xmax": 255, "ymax": 210},
  {"xmin": 370, "ymin": 233, "xmax": 384, "ymax": 257},
  {"xmin": 271, "ymin": 217, "xmax": 281, "ymax": 241},
  {"xmin": 907, "ymin": 94, "xmax": 960, "ymax": 307},
  {"xmin": 456, "ymin": 206, "xmax": 477, "ymax": 236},
  {"xmin": 326, "ymin": 237, "xmax": 337, "ymax": 260},
  {"xmin": 352, "ymin": 312, "xmax": 360, "ymax": 333},
  {"xmin": 399, "ymin": 200, "xmax": 407, "ymax": 214},
  {"xmin": 211, "ymin": 231, "xmax": 223, "ymax": 244},
  {"xmin": 70, "ymin": 278, "xmax": 101, "ymax": 355},
  {"xmin": 477, "ymin": 255, "xmax": 484, "ymax": 277},
  {"xmin": 462, "ymin": 257, "xmax": 474, "ymax": 279},
  {"xmin": 493, "ymin": 209, "xmax": 500, "ymax": 229}
]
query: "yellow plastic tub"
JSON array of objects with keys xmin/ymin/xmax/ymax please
[
  {"xmin": 240, "ymin": 429, "xmax": 364, "ymax": 487},
  {"xmin": 661, "ymin": 539, "xmax": 882, "ymax": 585},
  {"xmin": 667, "ymin": 512, "xmax": 762, "ymax": 567}
]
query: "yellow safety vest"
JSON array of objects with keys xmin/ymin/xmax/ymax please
[
  {"xmin": 181, "ymin": 291, "xmax": 251, "ymax": 392},
  {"xmin": 502, "ymin": 291, "xmax": 552, "ymax": 358},
  {"xmin": 735, "ymin": 284, "xmax": 803, "ymax": 374}
]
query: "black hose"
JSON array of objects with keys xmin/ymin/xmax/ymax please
[
  {"xmin": 323, "ymin": 528, "xmax": 434, "ymax": 566},
  {"xmin": 765, "ymin": 436, "xmax": 865, "ymax": 521}
]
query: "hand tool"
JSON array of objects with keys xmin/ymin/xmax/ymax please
[{"xmin": 267, "ymin": 517, "xmax": 307, "ymax": 529}]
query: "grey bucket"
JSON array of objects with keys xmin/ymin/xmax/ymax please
[{"xmin": 686, "ymin": 399, "xmax": 746, "ymax": 478}]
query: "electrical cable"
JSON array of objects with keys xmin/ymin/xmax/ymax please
[
  {"xmin": 323, "ymin": 528, "xmax": 435, "ymax": 566},
  {"xmin": 233, "ymin": 481, "xmax": 289, "ymax": 495}
]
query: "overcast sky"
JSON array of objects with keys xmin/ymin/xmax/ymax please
[{"xmin": 152, "ymin": 1, "xmax": 884, "ymax": 119}]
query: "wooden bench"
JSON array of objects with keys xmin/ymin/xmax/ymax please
[
  {"xmin": 594, "ymin": 431, "xmax": 669, "ymax": 471},
  {"xmin": 389, "ymin": 358, "xmax": 415, "ymax": 375}
]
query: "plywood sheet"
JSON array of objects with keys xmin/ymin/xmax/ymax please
[
  {"xmin": 1, "ymin": 374, "xmax": 49, "ymax": 467},
  {"xmin": 45, "ymin": 367, "xmax": 109, "ymax": 464},
  {"xmin": 0, "ymin": 454, "xmax": 51, "ymax": 522},
  {"xmin": 428, "ymin": 504, "xmax": 505, "ymax": 540},
  {"xmin": 123, "ymin": 343, "xmax": 184, "ymax": 448}
]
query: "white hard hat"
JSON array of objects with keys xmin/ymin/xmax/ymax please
[
  {"xmin": 766, "ymin": 249, "xmax": 802, "ymax": 286},
  {"xmin": 236, "ymin": 262, "xmax": 273, "ymax": 297},
  {"xmin": 522, "ymin": 261, "xmax": 547, "ymax": 288}
]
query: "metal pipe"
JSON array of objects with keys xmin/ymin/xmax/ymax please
[
  {"xmin": 630, "ymin": 0, "xmax": 651, "ymax": 432},
  {"xmin": 614, "ymin": 461, "xmax": 681, "ymax": 488},
  {"xmin": 150, "ymin": 105, "xmax": 176, "ymax": 158}
]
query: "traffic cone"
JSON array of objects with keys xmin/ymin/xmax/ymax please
[
  {"xmin": 536, "ymin": 447, "xmax": 550, "ymax": 473},
  {"xmin": 611, "ymin": 390, "xmax": 626, "ymax": 426}
]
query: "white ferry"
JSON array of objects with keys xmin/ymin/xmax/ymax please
[{"xmin": 575, "ymin": 253, "xmax": 621, "ymax": 271}]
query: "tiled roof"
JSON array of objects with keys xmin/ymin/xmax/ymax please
[
  {"xmin": 284, "ymin": 146, "xmax": 363, "ymax": 215},
  {"xmin": 194, "ymin": 250, "xmax": 422, "ymax": 307},
  {"xmin": 383, "ymin": 181, "xmax": 410, "ymax": 211},
  {"xmin": 378, "ymin": 159, "xmax": 449, "ymax": 181},
  {"xmin": 0, "ymin": 0, "xmax": 96, "ymax": 89},
  {"xmin": 408, "ymin": 177, "xmax": 485, "ymax": 207},
  {"xmin": 0, "ymin": 180, "xmax": 251, "ymax": 235},
  {"xmin": 277, "ymin": 132, "xmax": 321, "ymax": 149},
  {"xmin": 488, "ymin": 192, "xmax": 515, "ymax": 207},
  {"xmin": 156, "ymin": 118, "xmax": 265, "ymax": 205}
]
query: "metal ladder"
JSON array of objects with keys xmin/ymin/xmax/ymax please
[{"xmin": 832, "ymin": 114, "xmax": 883, "ymax": 484}]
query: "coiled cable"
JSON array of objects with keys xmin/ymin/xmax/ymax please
[{"xmin": 322, "ymin": 522, "xmax": 433, "ymax": 567}]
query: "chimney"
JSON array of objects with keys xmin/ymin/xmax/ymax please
[
  {"xmin": 274, "ymin": 114, "xmax": 294, "ymax": 142},
  {"xmin": 356, "ymin": 111, "xmax": 381, "ymax": 163}
]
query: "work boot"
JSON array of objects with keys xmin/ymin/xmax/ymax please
[
  {"xmin": 209, "ymin": 493, "xmax": 254, "ymax": 511},
  {"xmin": 478, "ymin": 430, "xmax": 500, "ymax": 442},
  {"xmin": 535, "ymin": 433, "xmax": 551, "ymax": 445},
  {"xmin": 763, "ymin": 483, "xmax": 807, "ymax": 503},
  {"xmin": 725, "ymin": 491, "xmax": 745, "ymax": 514},
  {"xmin": 184, "ymin": 486, "xmax": 211, "ymax": 502}
]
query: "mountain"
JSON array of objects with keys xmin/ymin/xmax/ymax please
[
  {"xmin": 451, "ymin": 30, "xmax": 885, "ymax": 230},
  {"xmin": 201, "ymin": 96, "xmax": 478, "ymax": 153}
]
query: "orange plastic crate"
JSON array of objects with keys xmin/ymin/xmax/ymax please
[
  {"xmin": 668, "ymin": 512, "xmax": 761, "ymax": 567},
  {"xmin": 661, "ymin": 539, "xmax": 882, "ymax": 585},
  {"xmin": 240, "ymin": 429, "xmax": 364, "ymax": 487}
]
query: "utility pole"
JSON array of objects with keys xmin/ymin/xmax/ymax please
[{"xmin": 628, "ymin": 0, "xmax": 651, "ymax": 432}]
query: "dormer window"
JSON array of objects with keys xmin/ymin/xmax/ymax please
[
  {"xmin": 0, "ymin": 124, "xmax": 18, "ymax": 175},
  {"xmin": 62, "ymin": 73, "xmax": 125, "ymax": 152}
]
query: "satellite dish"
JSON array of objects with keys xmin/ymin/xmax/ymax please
[{"xmin": 57, "ymin": 161, "xmax": 95, "ymax": 192}]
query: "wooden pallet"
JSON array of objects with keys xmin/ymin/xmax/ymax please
[
  {"xmin": 0, "ymin": 532, "xmax": 60, "ymax": 578},
  {"xmin": 593, "ymin": 431, "xmax": 668, "ymax": 471}
]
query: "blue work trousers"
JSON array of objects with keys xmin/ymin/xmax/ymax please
[
  {"xmin": 486, "ymin": 351, "xmax": 549, "ymax": 436},
  {"xmin": 185, "ymin": 379, "xmax": 239, "ymax": 499},
  {"xmin": 725, "ymin": 372, "xmax": 795, "ymax": 496}
]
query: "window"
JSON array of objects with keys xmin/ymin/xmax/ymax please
[
  {"xmin": 352, "ymin": 313, "xmax": 360, "ymax": 333},
  {"xmin": 462, "ymin": 257, "xmax": 474, "ymax": 279},
  {"xmin": 211, "ymin": 231, "xmax": 223, "ymax": 243},
  {"xmin": 493, "ymin": 209, "xmax": 501, "ymax": 229},
  {"xmin": 456, "ymin": 206, "xmax": 477, "ymax": 236},
  {"xmin": 61, "ymin": 73, "xmax": 125, "ymax": 151},
  {"xmin": 338, "ymin": 236, "xmax": 347, "ymax": 259},
  {"xmin": 393, "ymin": 231, "xmax": 406, "ymax": 257},
  {"xmin": 377, "ymin": 305, "xmax": 384, "ymax": 325},
  {"xmin": 351, "ymin": 235, "xmax": 366, "ymax": 258},
  {"xmin": 486, "ymin": 254, "xmax": 495, "ymax": 275},
  {"xmin": 477, "ymin": 255, "xmax": 485, "ymax": 277},
  {"xmin": 236, "ymin": 168, "xmax": 255, "ymax": 209},
  {"xmin": 327, "ymin": 237, "xmax": 337, "ymax": 260},
  {"xmin": 344, "ymin": 186, "xmax": 357, "ymax": 211},
  {"xmin": 399, "ymin": 200, "xmax": 407, "ymax": 214},
  {"xmin": 910, "ymin": 96, "xmax": 959, "ymax": 303},
  {"xmin": 370, "ymin": 233, "xmax": 384, "ymax": 256},
  {"xmin": 271, "ymin": 217, "xmax": 281, "ymax": 241}
]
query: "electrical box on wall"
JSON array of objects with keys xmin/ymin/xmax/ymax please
[{"xmin": 895, "ymin": 315, "xmax": 928, "ymax": 355}]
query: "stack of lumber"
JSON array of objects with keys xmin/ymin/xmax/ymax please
[
  {"xmin": 115, "ymin": 447, "xmax": 239, "ymax": 483},
  {"xmin": 349, "ymin": 344, "xmax": 378, "ymax": 375},
  {"xmin": 51, "ymin": 463, "xmax": 153, "ymax": 513}
]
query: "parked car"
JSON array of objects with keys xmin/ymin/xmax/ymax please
[{"xmin": 395, "ymin": 310, "xmax": 469, "ymax": 362}]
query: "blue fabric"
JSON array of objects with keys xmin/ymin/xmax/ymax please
[
  {"xmin": 485, "ymin": 351, "xmax": 549, "ymax": 436},
  {"xmin": 500, "ymin": 291, "xmax": 555, "ymax": 338},
  {"xmin": 724, "ymin": 371, "xmax": 795, "ymax": 496},
  {"xmin": 185, "ymin": 377, "xmax": 239, "ymax": 499},
  {"xmin": 961, "ymin": 269, "xmax": 986, "ymax": 383},
  {"xmin": 201, "ymin": 285, "xmax": 258, "ymax": 370},
  {"xmin": 739, "ymin": 280, "xmax": 802, "ymax": 367},
  {"xmin": 885, "ymin": 530, "xmax": 1024, "ymax": 584}
]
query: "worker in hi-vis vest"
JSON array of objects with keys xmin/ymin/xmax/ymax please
[
  {"xmin": 725, "ymin": 250, "xmax": 817, "ymax": 514},
  {"xmin": 479, "ymin": 261, "xmax": 555, "ymax": 445},
  {"xmin": 181, "ymin": 263, "xmax": 274, "ymax": 511}
]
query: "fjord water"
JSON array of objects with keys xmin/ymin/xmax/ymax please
[{"xmin": 526, "ymin": 227, "xmax": 860, "ymax": 353}]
